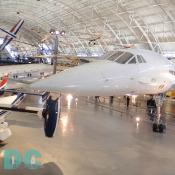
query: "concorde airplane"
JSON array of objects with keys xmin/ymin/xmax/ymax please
[
  {"xmin": 0, "ymin": 19, "xmax": 24, "ymax": 51},
  {"xmin": 31, "ymin": 49, "xmax": 175, "ymax": 96},
  {"xmin": 27, "ymin": 49, "xmax": 175, "ymax": 139},
  {"xmin": 1, "ymin": 48, "xmax": 175, "ymax": 141}
]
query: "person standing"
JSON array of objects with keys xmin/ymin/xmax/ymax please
[{"xmin": 126, "ymin": 96, "xmax": 130, "ymax": 109}]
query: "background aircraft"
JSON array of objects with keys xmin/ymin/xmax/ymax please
[
  {"xmin": 0, "ymin": 75, "xmax": 8, "ymax": 89},
  {"xmin": 0, "ymin": 63, "xmax": 53, "ymax": 141},
  {"xmin": 0, "ymin": 63, "xmax": 52, "ymax": 90},
  {"xmin": 0, "ymin": 19, "xmax": 24, "ymax": 51}
]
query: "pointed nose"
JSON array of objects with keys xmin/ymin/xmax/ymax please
[{"xmin": 31, "ymin": 61, "xmax": 107, "ymax": 95}]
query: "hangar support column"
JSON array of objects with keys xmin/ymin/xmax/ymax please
[{"xmin": 53, "ymin": 34, "xmax": 58, "ymax": 75}]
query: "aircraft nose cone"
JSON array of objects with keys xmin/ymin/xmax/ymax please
[
  {"xmin": 31, "ymin": 61, "xmax": 108, "ymax": 95},
  {"xmin": 31, "ymin": 69, "xmax": 78, "ymax": 91}
]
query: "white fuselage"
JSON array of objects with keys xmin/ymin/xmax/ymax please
[
  {"xmin": 0, "ymin": 64, "xmax": 52, "ymax": 89},
  {"xmin": 31, "ymin": 49, "xmax": 175, "ymax": 96},
  {"xmin": 0, "ymin": 64, "xmax": 52, "ymax": 77}
]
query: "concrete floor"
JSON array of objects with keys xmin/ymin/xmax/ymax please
[{"xmin": 0, "ymin": 95, "xmax": 175, "ymax": 175}]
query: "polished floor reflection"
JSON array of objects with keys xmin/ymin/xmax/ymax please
[{"xmin": 1, "ymin": 95, "xmax": 175, "ymax": 175}]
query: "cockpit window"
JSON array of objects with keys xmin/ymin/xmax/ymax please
[
  {"xmin": 169, "ymin": 70, "xmax": 175, "ymax": 76},
  {"xmin": 115, "ymin": 52, "xmax": 134, "ymax": 64},
  {"xmin": 128, "ymin": 57, "xmax": 137, "ymax": 64},
  {"xmin": 137, "ymin": 55, "xmax": 146, "ymax": 63},
  {"xmin": 107, "ymin": 51, "xmax": 123, "ymax": 61},
  {"xmin": 137, "ymin": 56, "xmax": 142, "ymax": 63}
]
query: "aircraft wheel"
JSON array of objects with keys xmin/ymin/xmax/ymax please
[
  {"xmin": 158, "ymin": 124, "xmax": 164, "ymax": 133},
  {"xmin": 43, "ymin": 97, "xmax": 61, "ymax": 137},
  {"xmin": 153, "ymin": 123, "xmax": 158, "ymax": 132}
]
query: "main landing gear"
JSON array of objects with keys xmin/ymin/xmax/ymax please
[
  {"xmin": 0, "ymin": 93, "xmax": 61, "ymax": 139},
  {"xmin": 147, "ymin": 94, "xmax": 166, "ymax": 133},
  {"xmin": 152, "ymin": 121, "xmax": 166, "ymax": 133}
]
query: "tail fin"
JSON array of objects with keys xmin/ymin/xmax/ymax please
[
  {"xmin": 0, "ymin": 75, "xmax": 8, "ymax": 89},
  {"xmin": 9, "ymin": 19, "xmax": 24, "ymax": 35},
  {"xmin": 0, "ymin": 19, "xmax": 24, "ymax": 51}
]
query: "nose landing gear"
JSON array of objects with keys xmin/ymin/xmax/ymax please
[{"xmin": 42, "ymin": 95, "xmax": 61, "ymax": 137}]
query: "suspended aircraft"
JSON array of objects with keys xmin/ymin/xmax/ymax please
[{"xmin": 0, "ymin": 19, "xmax": 24, "ymax": 51}]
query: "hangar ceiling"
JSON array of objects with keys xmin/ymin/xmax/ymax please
[{"xmin": 0, "ymin": 0, "xmax": 175, "ymax": 56}]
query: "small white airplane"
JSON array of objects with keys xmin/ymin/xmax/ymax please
[
  {"xmin": 31, "ymin": 49, "xmax": 175, "ymax": 96},
  {"xmin": 0, "ymin": 19, "xmax": 24, "ymax": 51},
  {"xmin": 0, "ymin": 63, "xmax": 52, "ymax": 90},
  {"xmin": 0, "ymin": 63, "xmax": 53, "ymax": 141},
  {"xmin": 0, "ymin": 63, "xmax": 52, "ymax": 77}
]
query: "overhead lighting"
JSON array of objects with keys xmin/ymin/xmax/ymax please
[
  {"xmin": 49, "ymin": 29, "xmax": 65, "ymax": 36},
  {"xmin": 55, "ymin": 31, "xmax": 59, "ymax": 35},
  {"xmin": 49, "ymin": 28, "xmax": 55, "ymax": 34},
  {"xmin": 60, "ymin": 30, "xmax": 65, "ymax": 36}
]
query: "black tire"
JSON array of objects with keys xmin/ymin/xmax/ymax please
[
  {"xmin": 153, "ymin": 123, "xmax": 158, "ymax": 132},
  {"xmin": 150, "ymin": 115, "xmax": 154, "ymax": 121},
  {"xmin": 44, "ymin": 99, "xmax": 58, "ymax": 137},
  {"xmin": 158, "ymin": 124, "xmax": 164, "ymax": 133}
]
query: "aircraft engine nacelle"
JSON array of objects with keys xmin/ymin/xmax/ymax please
[{"xmin": 42, "ymin": 96, "xmax": 61, "ymax": 137}]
